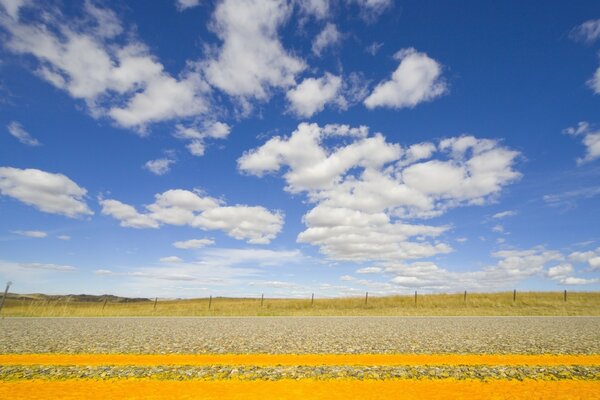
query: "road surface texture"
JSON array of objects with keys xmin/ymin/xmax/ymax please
[
  {"xmin": 1, "ymin": 316, "xmax": 598, "ymax": 354},
  {"xmin": 1, "ymin": 317, "xmax": 598, "ymax": 398}
]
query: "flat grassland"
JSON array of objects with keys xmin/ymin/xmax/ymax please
[{"xmin": 2, "ymin": 291, "xmax": 599, "ymax": 317}]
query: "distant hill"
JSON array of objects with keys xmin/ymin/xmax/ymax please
[{"xmin": 5, "ymin": 293, "xmax": 151, "ymax": 303}]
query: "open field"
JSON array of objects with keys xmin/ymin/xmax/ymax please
[{"xmin": 2, "ymin": 291, "xmax": 599, "ymax": 317}]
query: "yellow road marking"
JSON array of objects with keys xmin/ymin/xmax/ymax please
[
  {"xmin": 1, "ymin": 379, "xmax": 598, "ymax": 399},
  {"xmin": 1, "ymin": 353, "xmax": 598, "ymax": 366}
]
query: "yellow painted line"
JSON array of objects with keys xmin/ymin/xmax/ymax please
[
  {"xmin": 0, "ymin": 379, "xmax": 598, "ymax": 399},
  {"xmin": 0, "ymin": 353, "xmax": 598, "ymax": 366}
]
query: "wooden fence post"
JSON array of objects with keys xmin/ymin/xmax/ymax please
[
  {"xmin": 311, "ymin": 293, "xmax": 314, "ymax": 307},
  {"xmin": 414, "ymin": 291, "xmax": 417, "ymax": 306},
  {"xmin": 364, "ymin": 292, "xmax": 368, "ymax": 305},
  {"xmin": 0, "ymin": 281, "xmax": 12, "ymax": 314},
  {"xmin": 464, "ymin": 290, "xmax": 467, "ymax": 304},
  {"xmin": 513, "ymin": 289, "xmax": 516, "ymax": 302},
  {"xmin": 564, "ymin": 290, "xmax": 567, "ymax": 302},
  {"xmin": 153, "ymin": 297, "xmax": 158, "ymax": 310},
  {"xmin": 260, "ymin": 294, "xmax": 264, "ymax": 308},
  {"xmin": 208, "ymin": 295, "xmax": 212, "ymax": 310},
  {"xmin": 102, "ymin": 298, "xmax": 108, "ymax": 311}
]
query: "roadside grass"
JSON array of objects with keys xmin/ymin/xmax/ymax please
[{"xmin": 1, "ymin": 291, "xmax": 599, "ymax": 317}]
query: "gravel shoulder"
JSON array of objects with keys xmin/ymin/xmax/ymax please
[{"xmin": 1, "ymin": 316, "xmax": 598, "ymax": 355}]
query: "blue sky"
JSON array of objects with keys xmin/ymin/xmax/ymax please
[{"xmin": 0, "ymin": 0, "xmax": 599, "ymax": 298}]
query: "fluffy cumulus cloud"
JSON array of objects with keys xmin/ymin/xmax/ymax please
[
  {"xmin": 0, "ymin": 2, "xmax": 210, "ymax": 131},
  {"xmin": 286, "ymin": 73, "xmax": 343, "ymax": 117},
  {"xmin": 564, "ymin": 122, "xmax": 600, "ymax": 164},
  {"xmin": 364, "ymin": 48, "xmax": 447, "ymax": 109},
  {"xmin": 239, "ymin": 122, "xmax": 521, "ymax": 262},
  {"xmin": 366, "ymin": 247, "xmax": 592, "ymax": 290},
  {"xmin": 342, "ymin": 245, "xmax": 600, "ymax": 291},
  {"xmin": 312, "ymin": 23, "xmax": 341, "ymax": 56},
  {"xmin": 100, "ymin": 189, "xmax": 283, "ymax": 244},
  {"xmin": 144, "ymin": 158, "xmax": 176, "ymax": 176},
  {"xmin": 0, "ymin": 167, "xmax": 92, "ymax": 218},
  {"xmin": 569, "ymin": 247, "xmax": 600, "ymax": 271},
  {"xmin": 173, "ymin": 121, "xmax": 231, "ymax": 157},
  {"xmin": 7, "ymin": 121, "xmax": 40, "ymax": 146},
  {"xmin": 202, "ymin": 0, "xmax": 305, "ymax": 100}
]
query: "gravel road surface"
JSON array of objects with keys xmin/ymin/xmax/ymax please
[{"xmin": 1, "ymin": 316, "xmax": 598, "ymax": 355}]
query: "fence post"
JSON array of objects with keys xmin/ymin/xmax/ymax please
[
  {"xmin": 102, "ymin": 298, "xmax": 108, "ymax": 311},
  {"xmin": 564, "ymin": 290, "xmax": 567, "ymax": 302},
  {"xmin": 208, "ymin": 295, "xmax": 212, "ymax": 310},
  {"xmin": 260, "ymin": 294, "xmax": 264, "ymax": 308},
  {"xmin": 513, "ymin": 289, "xmax": 516, "ymax": 302},
  {"xmin": 364, "ymin": 292, "xmax": 368, "ymax": 305},
  {"xmin": 153, "ymin": 297, "xmax": 158, "ymax": 310},
  {"xmin": 464, "ymin": 290, "xmax": 467, "ymax": 304},
  {"xmin": 414, "ymin": 291, "xmax": 417, "ymax": 306},
  {"xmin": 0, "ymin": 281, "xmax": 12, "ymax": 314},
  {"xmin": 311, "ymin": 293, "xmax": 314, "ymax": 307}
]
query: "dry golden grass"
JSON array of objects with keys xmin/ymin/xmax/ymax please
[{"xmin": 1, "ymin": 291, "xmax": 599, "ymax": 317}]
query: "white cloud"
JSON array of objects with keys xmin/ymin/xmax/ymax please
[
  {"xmin": 492, "ymin": 224, "xmax": 504, "ymax": 233},
  {"xmin": 98, "ymin": 199, "xmax": 159, "ymax": 229},
  {"xmin": 564, "ymin": 121, "xmax": 600, "ymax": 164},
  {"xmin": 144, "ymin": 158, "xmax": 175, "ymax": 176},
  {"xmin": 312, "ymin": 23, "xmax": 341, "ymax": 56},
  {"xmin": 286, "ymin": 73, "xmax": 343, "ymax": 117},
  {"xmin": 588, "ymin": 67, "xmax": 600, "ymax": 94},
  {"xmin": 386, "ymin": 247, "xmax": 562, "ymax": 291},
  {"xmin": 175, "ymin": 0, "xmax": 200, "ymax": 11},
  {"xmin": 296, "ymin": 0, "xmax": 330, "ymax": 20},
  {"xmin": 569, "ymin": 247, "xmax": 600, "ymax": 271},
  {"xmin": 492, "ymin": 210, "xmax": 517, "ymax": 219},
  {"xmin": 456, "ymin": 237, "xmax": 468, "ymax": 243},
  {"xmin": 239, "ymin": 123, "xmax": 520, "ymax": 262},
  {"xmin": 356, "ymin": 266, "xmax": 382, "ymax": 274},
  {"xmin": 202, "ymin": 0, "xmax": 305, "ymax": 100},
  {"xmin": 57, "ymin": 235, "xmax": 71, "ymax": 240},
  {"xmin": 0, "ymin": 0, "xmax": 29, "ymax": 19},
  {"xmin": 160, "ymin": 256, "xmax": 183, "ymax": 263},
  {"xmin": 100, "ymin": 189, "xmax": 283, "ymax": 244},
  {"xmin": 543, "ymin": 186, "xmax": 600, "ymax": 208},
  {"xmin": 547, "ymin": 263, "xmax": 573, "ymax": 279},
  {"xmin": 352, "ymin": 0, "xmax": 392, "ymax": 20},
  {"xmin": 19, "ymin": 262, "xmax": 75, "ymax": 272},
  {"xmin": 569, "ymin": 19, "xmax": 600, "ymax": 43},
  {"xmin": 7, "ymin": 121, "xmax": 40, "ymax": 146},
  {"xmin": 12, "ymin": 230, "xmax": 47, "ymax": 238},
  {"xmin": 365, "ymin": 41, "xmax": 383, "ymax": 56},
  {"xmin": 173, "ymin": 238, "xmax": 215, "ymax": 249},
  {"xmin": 0, "ymin": 167, "xmax": 92, "ymax": 218},
  {"xmin": 364, "ymin": 48, "xmax": 447, "ymax": 109},
  {"xmin": 173, "ymin": 121, "xmax": 230, "ymax": 157},
  {"xmin": 92, "ymin": 247, "xmax": 304, "ymax": 297},
  {"xmin": 0, "ymin": 2, "xmax": 211, "ymax": 131},
  {"xmin": 561, "ymin": 277, "xmax": 599, "ymax": 285}
]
